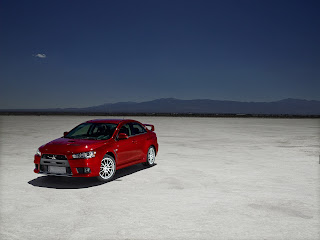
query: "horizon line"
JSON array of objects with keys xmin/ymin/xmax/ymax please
[{"xmin": 0, "ymin": 97, "xmax": 319, "ymax": 111}]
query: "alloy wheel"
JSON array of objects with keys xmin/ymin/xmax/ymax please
[
  {"xmin": 148, "ymin": 147, "xmax": 155, "ymax": 165},
  {"xmin": 99, "ymin": 157, "xmax": 115, "ymax": 180}
]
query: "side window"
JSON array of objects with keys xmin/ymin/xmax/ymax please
[
  {"xmin": 119, "ymin": 124, "xmax": 131, "ymax": 136},
  {"xmin": 130, "ymin": 123, "xmax": 147, "ymax": 135}
]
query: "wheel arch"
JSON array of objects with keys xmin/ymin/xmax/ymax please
[
  {"xmin": 149, "ymin": 144, "xmax": 157, "ymax": 156},
  {"xmin": 105, "ymin": 151, "xmax": 116, "ymax": 162}
]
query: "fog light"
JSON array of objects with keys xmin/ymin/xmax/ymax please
[{"xmin": 84, "ymin": 167, "xmax": 91, "ymax": 173}]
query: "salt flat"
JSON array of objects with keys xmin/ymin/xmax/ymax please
[{"xmin": 0, "ymin": 116, "xmax": 319, "ymax": 240}]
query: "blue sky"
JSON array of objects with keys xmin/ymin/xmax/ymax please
[{"xmin": 0, "ymin": 0, "xmax": 319, "ymax": 109}]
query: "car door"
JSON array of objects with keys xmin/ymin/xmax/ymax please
[
  {"xmin": 116, "ymin": 123, "xmax": 136, "ymax": 165},
  {"xmin": 129, "ymin": 122, "xmax": 147, "ymax": 160}
]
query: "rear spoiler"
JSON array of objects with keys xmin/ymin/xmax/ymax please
[{"xmin": 144, "ymin": 124, "xmax": 155, "ymax": 131}]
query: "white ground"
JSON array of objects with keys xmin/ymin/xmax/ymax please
[{"xmin": 0, "ymin": 116, "xmax": 319, "ymax": 240}]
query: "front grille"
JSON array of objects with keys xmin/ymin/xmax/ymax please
[
  {"xmin": 39, "ymin": 155, "xmax": 72, "ymax": 176},
  {"xmin": 42, "ymin": 154, "xmax": 67, "ymax": 160}
]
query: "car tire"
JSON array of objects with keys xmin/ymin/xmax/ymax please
[
  {"xmin": 144, "ymin": 146, "xmax": 156, "ymax": 167},
  {"xmin": 97, "ymin": 154, "xmax": 116, "ymax": 182}
]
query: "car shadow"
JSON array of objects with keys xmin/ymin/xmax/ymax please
[{"xmin": 28, "ymin": 163, "xmax": 156, "ymax": 189}]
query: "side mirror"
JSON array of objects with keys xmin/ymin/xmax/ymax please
[
  {"xmin": 63, "ymin": 131, "xmax": 69, "ymax": 137},
  {"xmin": 118, "ymin": 133, "xmax": 129, "ymax": 140}
]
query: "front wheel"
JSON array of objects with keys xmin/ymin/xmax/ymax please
[
  {"xmin": 144, "ymin": 146, "xmax": 156, "ymax": 167},
  {"xmin": 97, "ymin": 154, "xmax": 116, "ymax": 182}
]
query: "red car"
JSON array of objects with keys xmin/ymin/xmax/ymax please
[{"xmin": 34, "ymin": 119, "xmax": 158, "ymax": 182}]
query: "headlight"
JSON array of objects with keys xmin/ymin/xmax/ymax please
[
  {"xmin": 72, "ymin": 151, "xmax": 96, "ymax": 159},
  {"xmin": 36, "ymin": 148, "xmax": 41, "ymax": 156}
]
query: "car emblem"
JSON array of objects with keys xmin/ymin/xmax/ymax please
[{"xmin": 52, "ymin": 155, "xmax": 56, "ymax": 160}]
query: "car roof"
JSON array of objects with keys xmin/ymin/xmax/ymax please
[{"xmin": 85, "ymin": 119, "xmax": 136, "ymax": 124}]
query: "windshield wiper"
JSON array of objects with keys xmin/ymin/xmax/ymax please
[{"xmin": 81, "ymin": 136, "xmax": 97, "ymax": 140}]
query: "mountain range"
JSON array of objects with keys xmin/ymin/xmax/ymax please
[{"xmin": 1, "ymin": 98, "xmax": 320, "ymax": 115}]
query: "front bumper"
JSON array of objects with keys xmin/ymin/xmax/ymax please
[{"xmin": 34, "ymin": 154, "xmax": 99, "ymax": 177}]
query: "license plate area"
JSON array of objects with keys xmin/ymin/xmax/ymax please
[{"xmin": 48, "ymin": 166, "xmax": 66, "ymax": 174}]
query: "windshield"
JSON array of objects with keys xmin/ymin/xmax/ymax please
[{"xmin": 65, "ymin": 123, "xmax": 118, "ymax": 140}]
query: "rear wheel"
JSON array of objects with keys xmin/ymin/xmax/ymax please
[
  {"xmin": 97, "ymin": 154, "xmax": 116, "ymax": 182},
  {"xmin": 144, "ymin": 146, "xmax": 156, "ymax": 167}
]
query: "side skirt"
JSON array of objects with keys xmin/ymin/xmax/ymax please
[{"xmin": 116, "ymin": 159, "xmax": 145, "ymax": 170}]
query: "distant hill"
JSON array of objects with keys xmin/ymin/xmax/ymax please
[
  {"xmin": 1, "ymin": 98, "xmax": 319, "ymax": 115},
  {"xmin": 75, "ymin": 98, "xmax": 319, "ymax": 115}
]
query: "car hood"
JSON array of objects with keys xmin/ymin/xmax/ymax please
[{"xmin": 39, "ymin": 137, "xmax": 111, "ymax": 155}]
